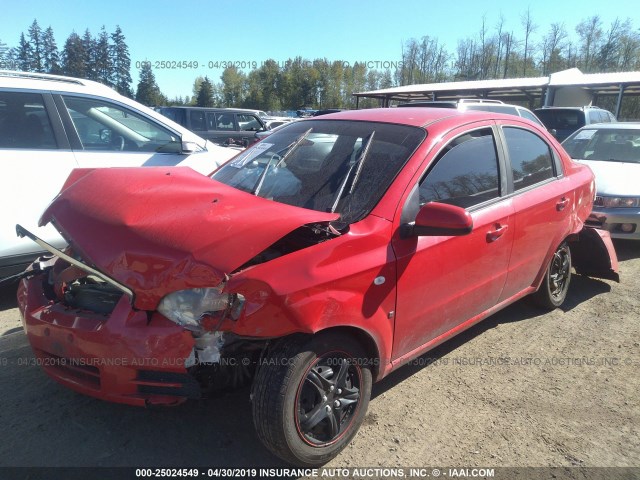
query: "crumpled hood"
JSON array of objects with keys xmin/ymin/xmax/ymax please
[
  {"xmin": 580, "ymin": 159, "xmax": 640, "ymax": 196},
  {"xmin": 41, "ymin": 167, "xmax": 338, "ymax": 310}
]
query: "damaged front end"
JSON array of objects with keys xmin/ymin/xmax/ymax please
[
  {"xmin": 16, "ymin": 226, "xmax": 269, "ymax": 405},
  {"xmin": 16, "ymin": 167, "xmax": 350, "ymax": 405},
  {"xmin": 17, "ymin": 260, "xmax": 198, "ymax": 405}
]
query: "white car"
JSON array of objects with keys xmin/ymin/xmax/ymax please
[
  {"xmin": 562, "ymin": 122, "xmax": 640, "ymax": 240},
  {"xmin": 0, "ymin": 71, "xmax": 239, "ymax": 278}
]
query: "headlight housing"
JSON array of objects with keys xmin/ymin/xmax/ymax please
[
  {"xmin": 157, "ymin": 287, "xmax": 244, "ymax": 331},
  {"xmin": 597, "ymin": 196, "xmax": 640, "ymax": 208}
]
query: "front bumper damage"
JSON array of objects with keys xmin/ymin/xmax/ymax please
[
  {"xmin": 15, "ymin": 225, "xmax": 259, "ymax": 406},
  {"xmin": 18, "ymin": 268, "xmax": 200, "ymax": 406}
]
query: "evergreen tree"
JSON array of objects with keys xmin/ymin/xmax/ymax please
[
  {"xmin": 42, "ymin": 26, "xmax": 60, "ymax": 74},
  {"xmin": 61, "ymin": 32, "xmax": 87, "ymax": 77},
  {"xmin": 196, "ymin": 76, "xmax": 214, "ymax": 106},
  {"xmin": 135, "ymin": 62, "xmax": 163, "ymax": 106},
  {"xmin": 0, "ymin": 39, "xmax": 10, "ymax": 68},
  {"xmin": 17, "ymin": 33, "xmax": 32, "ymax": 71},
  {"xmin": 81, "ymin": 29, "xmax": 95, "ymax": 79},
  {"xmin": 94, "ymin": 26, "xmax": 111, "ymax": 85},
  {"xmin": 192, "ymin": 76, "xmax": 205, "ymax": 100},
  {"xmin": 28, "ymin": 20, "xmax": 44, "ymax": 72},
  {"xmin": 109, "ymin": 26, "xmax": 132, "ymax": 96}
]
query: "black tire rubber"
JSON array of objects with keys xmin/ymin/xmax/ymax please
[
  {"xmin": 251, "ymin": 332, "xmax": 372, "ymax": 466},
  {"xmin": 532, "ymin": 241, "xmax": 572, "ymax": 310}
]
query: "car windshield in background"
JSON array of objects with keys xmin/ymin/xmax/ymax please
[
  {"xmin": 535, "ymin": 109, "xmax": 584, "ymax": 130},
  {"xmin": 563, "ymin": 128, "xmax": 640, "ymax": 163},
  {"xmin": 212, "ymin": 120, "xmax": 425, "ymax": 224}
]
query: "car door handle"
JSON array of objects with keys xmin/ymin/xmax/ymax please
[
  {"xmin": 556, "ymin": 197, "xmax": 569, "ymax": 211},
  {"xmin": 486, "ymin": 224, "xmax": 508, "ymax": 242}
]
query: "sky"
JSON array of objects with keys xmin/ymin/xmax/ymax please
[{"xmin": 2, "ymin": 0, "xmax": 635, "ymax": 99}]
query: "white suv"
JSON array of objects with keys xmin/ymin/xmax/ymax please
[{"xmin": 0, "ymin": 71, "xmax": 239, "ymax": 278}]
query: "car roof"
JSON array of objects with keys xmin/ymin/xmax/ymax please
[
  {"xmin": 534, "ymin": 106, "xmax": 606, "ymax": 111},
  {"xmin": 307, "ymin": 107, "xmax": 519, "ymax": 127},
  {"xmin": 160, "ymin": 106, "xmax": 259, "ymax": 114},
  {"xmin": 574, "ymin": 122, "xmax": 640, "ymax": 130},
  {"xmin": 0, "ymin": 70, "xmax": 119, "ymax": 96}
]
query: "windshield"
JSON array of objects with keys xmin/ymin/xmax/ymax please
[
  {"xmin": 212, "ymin": 120, "xmax": 425, "ymax": 224},
  {"xmin": 535, "ymin": 109, "xmax": 584, "ymax": 130},
  {"xmin": 563, "ymin": 128, "xmax": 640, "ymax": 163}
]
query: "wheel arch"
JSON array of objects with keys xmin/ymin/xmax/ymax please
[{"xmin": 268, "ymin": 326, "xmax": 383, "ymax": 382}]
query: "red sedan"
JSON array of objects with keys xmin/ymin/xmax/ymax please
[{"xmin": 17, "ymin": 108, "xmax": 618, "ymax": 466}]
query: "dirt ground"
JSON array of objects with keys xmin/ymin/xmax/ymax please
[{"xmin": 0, "ymin": 240, "xmax": 638, "ymax": 477}]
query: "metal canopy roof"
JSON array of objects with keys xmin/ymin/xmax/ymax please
[{"xmin": 354, "ymin": 69, "xmax": 640, "ymax": 113}]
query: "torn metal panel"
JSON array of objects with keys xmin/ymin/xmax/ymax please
[
  {"xmin": 571, "ymin": 227, "xmax": 620, "ymax": 282},
  {"xmin": 39, "ymin": 167, "xmax": 338, "ymax": 310}
]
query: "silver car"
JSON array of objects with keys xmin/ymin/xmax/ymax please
[{"xmin": 562, "ymin": 123, "xmax": 640, "ymax": 240}]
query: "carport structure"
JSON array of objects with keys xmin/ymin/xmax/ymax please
[{"xmin": 354, "ymin": 68, "xmax": 640, "ymax": 117}]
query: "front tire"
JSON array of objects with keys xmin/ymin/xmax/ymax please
[
  {"xmin": 532, "ymin": 242, "xmax": 572, "ymax": 309},
  {"xmin": 252, "ymin": 333, "xmax": 372, "ymax": 466}
]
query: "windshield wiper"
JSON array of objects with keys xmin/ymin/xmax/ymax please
[
  {"xmin": 253, "ymin": 128, "xmax": 312, "ymax": 196},
  {"xmin": 329, "ymin": 131, "xmax": 375, "ymax": 213}
]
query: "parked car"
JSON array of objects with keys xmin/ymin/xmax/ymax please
[
  {"xmin": 0, "ymin": 70, "xmax": 238, "ymax": 279},
  {"xmin": 562, "ymin": 122, "xmax": 640, "ymax": 240},
  {"xmin": 534, "ymin": 106, "xmax": 616, "ymax": 141},
  {"xmin": 254, "ymin": 118, "xmax": 299, "ymax": 141},
  {"xmin": 157, "ymin": 106, "xmax": 268, "ymax": 147},
  {"xmin": 17, "ymin": 108, "xmax": 618, "ymax": 466},
  {"xmin": 313, "ymin": 108, "xmax": 345, "ymax": 116},
  {"xmin": 238, "ymin": 108, "xmax": 294, "ymax": 129},
  {"xmin": 398, "ymin": 99, "xmax": 545, "ymax": 127}
]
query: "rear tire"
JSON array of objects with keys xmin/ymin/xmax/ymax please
[
  {"xmin": 532, "ymin": 242, "xmax": 572, "ymax": 309},
  {"xmin": 252, "ymin": 332, "xmax": 372, "ymax": 466}
]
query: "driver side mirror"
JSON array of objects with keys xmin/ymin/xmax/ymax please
[
  {"xmin": 181, "ymin": 141, "xmax": 198, "ymax": 154},
  {"xmin": 408, "ymin": 202, "xmax": 473, "ymax": 237}
]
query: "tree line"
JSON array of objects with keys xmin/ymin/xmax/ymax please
[
  {"xmin": 175, "ymin": 12, "xmax": 640, "ymax": 115},
  {"xmin": 2, "ymin": 13, "xmax": 639, "ymax": 115},
  {"xmin": 0, "ymin": 20, "xmax": 132, "ymax": 97},
  {"xmin": 397, "ymin": 12, "xmax": 640, "ymax": 84}
]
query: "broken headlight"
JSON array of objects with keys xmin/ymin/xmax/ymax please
[{"xmin": 157, "ymin": 288, "xmax": 244, "ymax": 331}]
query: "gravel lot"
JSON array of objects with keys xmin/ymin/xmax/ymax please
[{"xmin": 0, "ymin": 240, "xmax": 638, "ymax": 478}]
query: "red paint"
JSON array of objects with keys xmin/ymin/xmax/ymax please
[
  {"xmin": 41, "ymin": 167, "xmax": 338, "ymax": 310},
  {"xmin": 18, "ymin": 108, "xmax": 619, "ymax": 405}
]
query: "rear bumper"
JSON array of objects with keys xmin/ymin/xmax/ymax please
[
  {"xmin": 588, "ymin": 207, "xmax": 640, "ymax": 240},
  {"xmin": 17, "ymin": 274, "xmax": 199, "ymax": 406}
]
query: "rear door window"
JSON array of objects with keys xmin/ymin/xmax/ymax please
[
  {"xmin": 419, "ymin": 127, "xmax": 501, "ymax": 209},
  {"xmin": 0, "ymin": 91, "xmax": 57, "ymax": 149},
  {"xmin": 503, "ymin": 127, "xmax": 555, "ymax": 190},
  {"xmin": 215, "ymin": 113, "xmax": 236, "ymax": 131}
]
